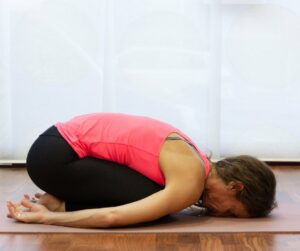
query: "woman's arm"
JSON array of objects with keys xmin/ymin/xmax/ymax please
[
  {"xmin": 7, "ymin": 140, "xmax": 205, "ymax": 228},
  {"xmin": 7, "ymin": 180, "xmax": 200, "ymax": 228},
  {"xmin": 44, "ymin": 185, "xmax": 194, "ymax": 228}
]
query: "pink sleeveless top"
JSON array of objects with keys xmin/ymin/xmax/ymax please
[{"xmin": 55, "ymin": 113, "xmax": 210, "ymax": 186}]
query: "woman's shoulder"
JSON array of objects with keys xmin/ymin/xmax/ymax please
[
  {"xmin": 159, "ymin": 133, "xmax": 206, "ymax": 187},
  {"xmin": 160, "ymin": 132, "xmax": 205, "ymax": 166}
]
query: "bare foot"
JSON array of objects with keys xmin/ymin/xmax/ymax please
[{"xmin": 29, "ymin": 193, "xmax": 65, "ymax": 212}]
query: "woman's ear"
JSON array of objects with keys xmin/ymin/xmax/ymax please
[{"xmin": 228, "ymin": 181, "xmax": 244, "ymax": 192}]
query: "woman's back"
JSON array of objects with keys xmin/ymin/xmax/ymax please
[{"xmin": 55, "ymin": 113, "xmax": 210, "ymax": 186}]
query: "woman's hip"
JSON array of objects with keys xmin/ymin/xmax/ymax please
[{"xmin": 26, "ymin": 125, "xmax": 78, "ymax": 173}]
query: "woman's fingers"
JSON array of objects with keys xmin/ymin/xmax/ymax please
[
  {"xmin": 24, "ymin": 194, "xmax": 30, "ymax": 200},
  {"xmin": 7, "ymin": 203, "xmax": 14, "ymax": 217},
  {"xmin": 6, "ymin": 202, "xmax": 13, "ymax": 218},
  {"xmin": 22, "ymin": 192, "xmax": 43, "ymax": 201},
  {"xmin": 7, "ymin": 200, "xmax": 47, "ymax": 223},
  {"xmin": 20, "ymin": 198, "xmax": 37, "ymax": 210},
  {"xmin": 34, "ymin": 193, "xmax": 43, "ymax": 199},
  {"xmin": 6, "ymin": 206, "xmax": 24, "ymax": 218},
  {"xmin": 21, "ymin": 198, "xmax": 49, "ymax": 213},
  {"xmin": 7, "ymin": 203, "xmax": 29, "ymax": 222},
  {"xmin": 23, "ymin": 193, "xmax": 40, "ymax": 202},
  {"xmin": 7, "ymin": 201, "xmax": 22, "ymax": 220}
]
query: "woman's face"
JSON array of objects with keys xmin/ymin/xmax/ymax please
[{"xmin": 202, "ymin": 176, "xmax": 249, "ymax": 218}]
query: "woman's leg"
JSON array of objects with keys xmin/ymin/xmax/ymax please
[
  {"xmin": 26, "ymin": 126, "xmax": 79, "ymax": 198},
  {"xmin": 26, "ymin": 126, "xmax": 163, "ymax": 211},
  {"xmin": 62, "ymin": 157, "xmax": 164, "ymax": 210}
]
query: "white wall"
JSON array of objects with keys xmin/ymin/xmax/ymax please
[{"xmin": 0, "ymin": 0, "xmax": 299, "ymax": 163}]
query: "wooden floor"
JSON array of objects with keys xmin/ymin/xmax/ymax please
[{"xmin": 1, "ymin": 164, "xmax": 300, "ymax": 251}]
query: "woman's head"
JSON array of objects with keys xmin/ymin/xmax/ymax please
[{"xmin": 202, "ymin": 155, "xmax": 277, "ymax": 218}]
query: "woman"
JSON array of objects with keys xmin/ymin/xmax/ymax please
[{"xmin": 7, "ymin": 113, "xmax": 277, "ymax": 228}]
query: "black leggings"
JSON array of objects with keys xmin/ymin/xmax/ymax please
[{"xmin": 26, "ymin": 126, "xmax": 163, "ymax": 211}]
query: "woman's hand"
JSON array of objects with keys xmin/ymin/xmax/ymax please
[
  {"xmin": 33, "ymin": 192, "xmax": 65, "ymax": 212},
  {"xmin": 7, "ymin": 197, "xmax": 51, "ymax": 224}
]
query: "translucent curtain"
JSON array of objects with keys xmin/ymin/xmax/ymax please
[
  {"xmin": 0, "ymin": 0, "xmax": 13, "ymax": 160},
  {"xmin": 111, "ymin": 0, "xmax": 214, "ymax": 157},
  {"xmin": 220, "ymin": 0, "xmax": 300, "ymax": 161},
  {"xmin": 0, "ymin": 0, "xmax": 300, "ymax": 163},
  {"xmin": 0, "ymin": 0, "xmax": 106, "ymax": 161}
]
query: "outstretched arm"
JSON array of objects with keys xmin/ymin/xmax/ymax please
[
  {"xmin": 7, "ymin": 177, "xmax": 203, "ymax": 228},
  {"xmin": 7, "ymin": 179, "xmax": 200, "ymax": 228},
  {"xmin": 7, "ymin": 140, "xmax": 205, "ymax": 228}
]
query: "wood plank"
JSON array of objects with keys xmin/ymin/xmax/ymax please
[{"xmin": 0, "ymin": 233, "xmax": 300, "ymax": 251}]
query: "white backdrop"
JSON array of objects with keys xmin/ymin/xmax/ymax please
[{"xmin": 0, "ymin": 0, "xmax": 299, "ymax": 163}]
